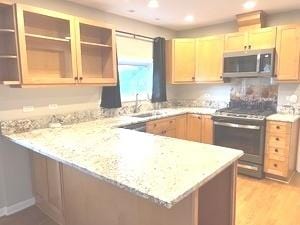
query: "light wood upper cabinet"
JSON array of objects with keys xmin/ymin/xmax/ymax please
[
  {"xmin": 187, "ymin": 114, "xmax": 202, "ymax": 142},
  {"xmin": 201, "ymin": 115, "xmax": 213, "ymax": 144},
  {"xmin": 224, "ymin": 32, "xmax": 247, "ymax": 52},
  {"xmin": 16, "ymin": 4, "xmax": 77, "ymax": 85},
  {"xmin": 0, "ymin": 2, "xmax": 21, "ymax": 85},
  {"xmin": 196, "ymin": 35, "xmax": 224, "ymax": 82},
  {"xmin": 75, "ymin": 18, "xmax": 117, "ymax": 85},
  {"xmin": 275, "ymin": 24, "xmax": 300, "ymax": 81},
  {"xmin": 248, "ymin": 27, "xmax": 277, "ymax": 50},
  {"xmin": 224, "ymin": 27, "xmax": 276, "ymax": 52},
  {"xmin": 166, "ymin": 39, "xmax": 196, "ymax": 83}
]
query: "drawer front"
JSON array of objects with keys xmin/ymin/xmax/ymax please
[
  {"xmin": 264, "ymin": 157, "xmax": 288, "ymax": 177},
  {"xmin": 267, "ymin": 121, "xmax": 291, "ymax": 134},
  {"xmin": 146, "ymin": 118, "xmax": 176, "ymax": 134},
  {"xmin": 267, "ymin": 133, "xmax": 290, "ymax": 149},
  {"xmin": 265, "ymin": 146, "xmax": 289, "ymax": 158}
]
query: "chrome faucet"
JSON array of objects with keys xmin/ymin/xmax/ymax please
[{"xmin": 134, "ymin": 93, "xmax": 142, "ymax": 113}]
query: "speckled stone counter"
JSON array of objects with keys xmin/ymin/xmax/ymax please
[
  {"xmin": 267, "ymin": 113, "xmax": 300, "ymax": 123},
  {"xmin": 2, "ymin": 108, "xmax": 243, "ymax": 208}
]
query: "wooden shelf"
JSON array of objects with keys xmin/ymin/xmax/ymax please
[
  {"xmin": 2, "ymin": 80, "xmax": 20, "ymax": 85},
  {"xmin": 25, "ymin": 33, "xmax": 71, "ymax": 43},
  {"xmin": 0, "ymin": 28, "xmax": 15, "ymax": 32},
  {"xmin": 0, "ymin": 55, "xmax": 17, "ymax": 59},
  {"xmin": 80, "ymin": 41, "xmax": 111, "ymax": 48}
]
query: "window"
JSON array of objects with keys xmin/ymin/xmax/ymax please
[
  {"xmin": 118, "ymin": 61, "xmax": 153, "ymax": 101},
  {"xmin": 117, "ymin": 36, "xmax": 153, "ymax": 102}
]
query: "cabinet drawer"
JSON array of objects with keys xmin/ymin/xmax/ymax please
[
  {"xmin": 267, "ymin": 121, "xmax": 291, "ymax": 134},
  {"xmin": 267, "ymin": 133, "xmax": 290, "ymax": 149},
  {"xmin": 146, "ymin": 118, "xmax": 176, "ymax": 134},
  {"xmin": 264, "ymin": 158, "xmax": 288, "ymax": 177},
  {"xmin": 265, "ymin": 146, "xmax": 289, "ymax": 158}
]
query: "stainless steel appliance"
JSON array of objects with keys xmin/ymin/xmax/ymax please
[
  {"xmin": 223, "ymin": 48, "xmax": 275, "ymax": 78},
  {"xmin": 213, "ymin": 101, "xmax": 276, "ymax": 178}
]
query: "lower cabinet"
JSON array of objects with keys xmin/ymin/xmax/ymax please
[
  {"xmin": 31, "ymin": 153, "xmax": 64, "ymax": 225},
  {"xmin": 146, "ymin": 114, "xmax": 213, "ymax": 144},
  {"xmin": 264, "ymin": 120, "xmax": 299, "ymax": 182}
]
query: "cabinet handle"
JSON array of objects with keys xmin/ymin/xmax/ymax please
[
  {"xmin": 276, "ymin": 137, "xmax": 280, "ymax": 141},
  {"xmin": 275, "ymin": 149, "xmax": 279, "ymax": 153},
  {"xmin": 276, "ymin": 126, "xmax": 280, "ymax": 129}
]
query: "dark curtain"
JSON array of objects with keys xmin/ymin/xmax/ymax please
[
  {"xmin": 100, "ymin": 55, "xmax": 122, "ymax": 109},
  {"xmin": 151, "ymin": 37, "xmax": 167, "ymax": 103}
]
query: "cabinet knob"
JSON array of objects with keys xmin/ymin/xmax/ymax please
[
  {"xmin": 276, "ymin": 126, "xmax": 280, "ymax": 129},
  {"xmin": 74, "ymin": 77, "xmax": 78, "ymax": 81},
  {"xmin": 276, "ymin": 137, "xmax": 280, "ymax": 141},
  {"xmin": 220, "ymin": 76, "xmax": 223, "ymax": 79},
  {"xmin": 274, "ymin": 74, "xmax": 278, "ymax": 78},
  {"xmin": 79, "ymin": 77, "xmax": 83, "ymax": 81},
  {"xmin": 153, "ymin": 124, "xmax": 157, "ymax": 127},
  {"xmin": 274, "ymin": 163, "xmax": 278, "ymax": 168},
  {"xmin": 192, "ymin": 77, "xmax": 195, "ymax": 80},
  {"xmin": 275, "ymin": 149, "xmax": 279, "ymax": 153},
  {"xmin": 248, "ymin": 45, "xmax": 251, "ymax": 50},
  {"xmin": 244, "ymin": 46, "xmax": 247, "ymax": 50}
]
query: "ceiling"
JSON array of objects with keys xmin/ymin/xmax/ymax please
[{"xmin": 66, "ymin": 0, "xmax": 300, "ymax": 30}]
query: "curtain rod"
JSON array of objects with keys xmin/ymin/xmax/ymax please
[{"xmin": 116, "ymin": 30, "xmax": 154, "ymax": 42}]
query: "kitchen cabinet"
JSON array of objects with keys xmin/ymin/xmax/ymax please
[
  {"xmin": 31, "ymin": 153, "xmax": 64, "ymax": 225},
  {"xmin": 11, "ymin": 4, "xmax": 117, "ymax": 87},
  {"xmin": 196, "ymin": 35, "xmax": 224, "ymax": 82},
  {"xmin": 166, "ymin": 39, "xmax": 196, "ymax": 83},
  {"xmin": 264, "ymin": 120, "xmax": 299, "ymax": 182},
  {"xmin": 146, "ymin": 116, "xmax": 176, "ymax": 137},
  {"xmin": 75, "ymin": 17, "xmax": 117, "ymax": 85},
  {"xmin": 275, "ymin": 24, "xmax": 300, "ymax": 81},
  {"xmin": 186, "ymin": 114, "xmax": 202, "ymax": 142},
  {"xmin": 175, "ymin": 115, "xmax": 187, "ymax": 139},
  {"xmin": 224, "ymin": 27, "xmax": 276, "ymax": 52},
  {"xmin": 201, "ymin": 115, "xmax": 213, "ymax": 144},
  {"xmin": 0, "ymin": 2, "xmax": 21, "ymax": 85}
]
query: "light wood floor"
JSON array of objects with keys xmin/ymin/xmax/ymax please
[{"xmin": 1, "ymin": 174, "xmax": 300, "ymax": 225}]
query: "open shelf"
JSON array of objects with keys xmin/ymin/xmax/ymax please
[
  {"xmin": 80, "ymin": 41, "xmax": 111, "ymax": 48},
  {"xmin": 80, "ymin": 23, "xmax": 112, "ymax": 47},
  {"xmin": 25, "ymin": 33, "xmax": 70, "ymax": 43},
  {"xmin": 0, "ymin": 28, "xmax": 15, "ymax": 32},
  {"xmin": 0, "ymin": 55, "xmax": 17, "ymax": 59}
]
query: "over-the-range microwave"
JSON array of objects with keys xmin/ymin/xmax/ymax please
[{"xmin": 223, "ymin": 48, "xmax": 275, "ymax": 78}]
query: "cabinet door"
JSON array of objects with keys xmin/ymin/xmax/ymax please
[
  {"xmin": 187, "ymin": 114, "xmax": 202, "ymax": 142},
  {"xmin": 175, "ymin": 115, "xmax": 187, "ymax": 140},
  {"xmin": 31, "ymin": 153, "xmax": 48, "ymax": 205},
  {"xmin": 46, "ymin": 158, "xmax": 64, "ymax": 223},
  {"xmin": 172, "ymin": 39, "xmax": 196, "ymax": 82},
  {"xmin": 165, "ymin": 128, "xmax": 176, "ymax": 138},
  {"xmin": 196, "ymin": 35, "xmax": 224, "ymax": 82},
  {"xmin": 75, "ymin": 18, "xmax": 117, "ymax": 85},
  {"xmin": 248, "ymin": 27, "xmax": 276, "ymax": 50},
  {"xmin": 276, "ymin": 25, "xmax": 300, "ymax": 81},
  {"xmin": 201, "ymin": 115, "xmax": 213, "ymax": 144},
  {"xmin": 16, "ymin": 4, "xmax": 77, "ymax": 85},
  {"xmin": 224, "ymin": 32, "xmax": 247, "ymax": 52}
]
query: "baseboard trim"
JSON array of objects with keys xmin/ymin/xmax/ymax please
[{"xmin": 0, "ymin": 197, "xmax": 35, "ymax": 217}]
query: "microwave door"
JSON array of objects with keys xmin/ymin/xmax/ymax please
[{"xmin": 223, "ymin": 54, "xmax": 259, "ymax": 77}]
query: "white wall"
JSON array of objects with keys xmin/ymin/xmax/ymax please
[{"xmin": 0, "ymin": 0, "xmax": 175, "ymax": 213}]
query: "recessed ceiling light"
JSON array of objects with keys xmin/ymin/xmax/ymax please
[
  {"xmin": 148, "ymin": 0, "xmax": 159, "ymax": 8},
  {"xmin": 243, "ymin": 1, "xmax": 256, "ymax": 10},
  {"xmin": 184, "ymin": 15, "xmax": 194, "ymax": 23}
]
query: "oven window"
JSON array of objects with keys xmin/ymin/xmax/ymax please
[{"xmin": 214, "ymin": 125, "xmax": 261, "ymax": 155}]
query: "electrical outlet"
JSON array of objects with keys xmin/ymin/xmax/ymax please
[
  {"xmin": 23, "ymin": 106, "xmax": 34, "ymax": 113},
  {"xmin": 49, "ymin": 104, "xmax": 58, "ymax": 110}
]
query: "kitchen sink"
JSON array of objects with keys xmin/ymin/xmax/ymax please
[{"xmin": 132, "ymin": 112, "xmax": 162, "ymax": 118}]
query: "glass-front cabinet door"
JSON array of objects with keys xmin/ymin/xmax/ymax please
[
  {"xmin": 16, "ymin": 4, "xmax": 77, "ymax": 85},
  {"xmin": 75, "ymin": 18, "xmax": 117, "ymax": 85}
]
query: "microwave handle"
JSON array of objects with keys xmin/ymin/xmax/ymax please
[{"xmin": 256, "ymin": 53, "xmax": 261, "ymax": 73}]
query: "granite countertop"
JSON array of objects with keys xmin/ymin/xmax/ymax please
[
  {"xmin": 3, "ymin": 107, "xmax": 243, "ymax": 208},
  {"xmin": 267, "ymin": 113, "xmax": 300, "ymax": 123}
]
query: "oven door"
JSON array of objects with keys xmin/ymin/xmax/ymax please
[{"xmin": 214, "ymin": 120, "xmax": 265, "ymax": 164}]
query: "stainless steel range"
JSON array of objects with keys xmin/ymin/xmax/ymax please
[{"xmin": 212, "ymin": 100, "xmax": 276, "ymax": 178}]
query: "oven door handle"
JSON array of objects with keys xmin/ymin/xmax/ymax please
[{"xmin": 214, "ymin": 121, "xmax": 260, "ymax": 130}]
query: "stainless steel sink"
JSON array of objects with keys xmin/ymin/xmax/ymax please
[{"xmin": 132, "ymin": 112, "xmax": 162, "ymax": 118}]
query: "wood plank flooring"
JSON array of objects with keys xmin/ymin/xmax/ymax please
[{"xmin": 1, "ymin": 173, "xmax": 300, "ymax": 225}]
